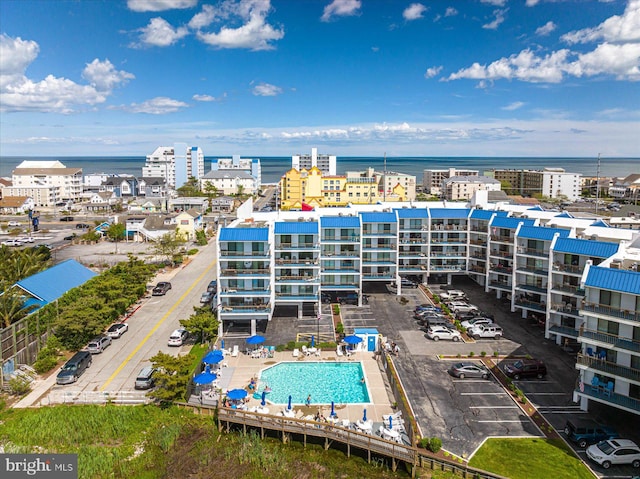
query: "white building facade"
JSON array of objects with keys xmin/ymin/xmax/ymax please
[
  {"xmin": 541, "ymin": 168, "xmax": 582, "ymax": 201},
  {"xmin": 3, "ymin": 160, "xmax": 82, "ymax": 206},
  {"xmin": 292, "ymin": 148, "xmax": 336, "ymax": 176},
  {"xmin": 211, "ymin": 155, "xmax": 262, "ymax": 187},
  {"xmin": 200, "ymin": 171, "xmax": 257, "ymax": 196},
  {"xmin": 423, "ymin": 168, "xmax": 479, "ymax": 195},
  {"xmin": 443, "ymin": 175, "xmax": 501, "ymax": 201},
  {"xmin": 142, "ymin": 144, "xmax": 205, "ymax": 189}
]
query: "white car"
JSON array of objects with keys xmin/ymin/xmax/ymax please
[
  {"xmin": 19, "ymin": 237, "xmax": 34, "ymax": 243},
  {"xmin": 426, "ymin": 326, "xmax": 462, "ymax": 342},
  {"xmin": 7, "ymin": 221, "xmax": 22, "ymax": 227},
  {"xmin": 168, "ymin": 328, "xmax": 188, "ymax": 347},
  {"xmin": 586, "ymin": 439, "xmax": 640, "ymax": 469},
  {"xmin": 106, "ymin": 322, "xmax": 129, "ymax": 338},
  {"xmin": 468, "ymin": 324, "xmax": 504, "ymax": 339},
  {"xmin": 2, "ymin": 239, "xmax": 23, "ymax": 247},
  {"xmin": 461, "ymin": 317, "xmax": 494, "ymax": 330}
]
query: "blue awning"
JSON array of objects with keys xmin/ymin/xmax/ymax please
[
  {"xmin": 219, "ymin": 227, "xmax": 269, "ymax": 241},
  {"xmin": 553, "ymin": 238, "xmax": 619, "ymax": 258},
  {"xmin": 428, "ymin": 208, "xmax": 471, "ymax": 219},
  {"xmin": 320, "ymin": 216, "xmax": 360, "ymax": 228},
  {"xmin": 274, "ymin": 221, "xmax": 318, "ymax": 234},
  {"xmin": 517, "ymin": 226, "xmax": 570, "ymax": 241},
  {"xmin": 360, "ymin": 212, "xmax": 397, "ymax": 223},
  {"xmin": 585, "ymin": 266, "xmax": 640, "ymax": 295}
]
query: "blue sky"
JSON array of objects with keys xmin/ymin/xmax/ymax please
[{"xmin": 0, "ymin": 0, "xmax": 638, "ymax": 157}]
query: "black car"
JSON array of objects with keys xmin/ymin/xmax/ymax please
[
  {"xmin": 564, "ymin": 419, "xmax": 618, "ymax": 448},
  {"xmin": 503, "ymin": 359, "xmax": 547, "ymax": 380},
  {"xmin": 64, "ymin": 234, "xmax": 77, "ymax": 241},
  {"xmin": 60, "ymin": 216, "xmax": 74, "ymax": 222},
  {"xmin": 76, "ymin": 223, "xmax": 90, "ymax": 229},
  {"xmin": 207, "ymin": 280, "xmax": 218, "ymax": 293},
  {"xmin": 152, "ymin": 282, "xmax": 172, "ymax": 296}
]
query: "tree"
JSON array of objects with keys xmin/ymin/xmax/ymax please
[
  {"xmin": 236, "ymin": 183, "xmax": 245, "ymax": 197},
  {"xmin": 148, "ymin": 351, "xmax": 194, "ymax": 404},
  {"xmin": 152, "ymin": 231, "xmax": 187, "ymax": 265},
  {"xmin": 500, "ymin": 180, "xmax": 514, "ymax": 195},
  {"xmin": 0, "ymin": 286, "xmax": 38, "ymax": 327},
  {"xmin": 180, "ymin": 306, "xmax": 219, "ymax": 344},
  {"xmin": 106, "ymin": 223, "xmax": 126, "ymax": 254},
  {"xmin": 177, "ymin": 177, "xmax": 203, "ymax": 197}
]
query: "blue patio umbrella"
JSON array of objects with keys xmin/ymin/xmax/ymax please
[
  {"xmin": 343, "ymin": 335, "xmax": 363, "ymax": 345},
  {"xmin": 246, "ymin": 335, "xmax": 265, "ymax": 345},
  {"xmin": 310, "ymin": 335, "xmax": 315, "ymax": 348},
  {"xmin": 261, "ymin": 391, "xmax": 267, "ymax": 407},
  {"xmin": 221, "ymin": 339, "xmax": 225, "ymax": 350},
  {"xmin": 389, "ymin": 416, "xmax": 393, "ymax": 429},
  {"xmin": 227, "ymin": 388, "xmax": 248, "ymax": 400},
  {"xmin": 363, "ymin": 408, "xmax": 367, "ymax": 422},
  {"xmin": 193, "ymin": 367, "xmax": 217, "ymax": 385},
  {"xmin": 287, "ymin": 395, "xmax": 292, "ymax": 410},
  {"xmin": 330, "ymin": 401, "xmax": 336, "ymax": 417},
  {"xmin": 202, "ymin": 350, "xmax": 224, "ymax": 364}
]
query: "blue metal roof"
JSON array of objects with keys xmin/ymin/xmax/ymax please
[
  {"xmin": 320, "ymin": 216, "xmax": 360, "ymax": 228},
  {"xmin": 528, "ymin": 205, "xmax": 544, "ymax": 211},
  {"xmin": 354, "ymin": 328, "xmax": 379, "ymax": 335},
  {"xmin": 490, "ymin": 216, "xmax": 535, "ymax": 229},
  {"xmin": 360, "ymin": 212, "xmax": 397, "ymax": 223},
  {"xmin": 219, "ymin": 227, "xmax": 269, "ymax": 242},
  {"xmin": 274, "ymin": 221, "xmax": 318, "ymax": 234},
  {"xmin": 590, "ymin": 219, "xmax": 610, "ymax": 228},
  {"xmin": 553, "ymin": 238, "xmax": 619, "ymax": 258},
  {"xmin": 395, "ymin": 208, "xmax": 429, "ymax": 219},
  {"xmin": 15, "ymin": 259, "xmax": 97, "ymax": 304},
  {"xmin": 428, "ymin": 208, "xmax": 470, "ymax": 219},
  {"xmin": 555, "ymin": 212, "xmax": 574, "ymax": 218},
  {"xmin": 517, "ymin": 226, "xmax": 570, "ymax": 241},
  {"xmin": 585, "ymin": 266, "xmax": 640, "ymax": 295},
  {"xmin": 470, "ymin": 209, "xmax": 509, "ymax": 220}
]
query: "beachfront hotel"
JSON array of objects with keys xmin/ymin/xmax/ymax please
[
  {"xmin": 215, "ymin": 194, "xmax": 640, "ymax": 417},
  {"xmin": 142, "ymin": 143, "xmax": 205, "ymax": 189},
  {"xmin": 292, "ymin": 147, "xmax": 337, "ymax": 176}
]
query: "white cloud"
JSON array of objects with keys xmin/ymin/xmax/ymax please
[
  {"xmin": 252, "ymin": 82, "xmax": 282, "ymax": 96},
  {"xmin": 562, "ymin": 0, "xmax": 640, "ymax": 44},
  {"xmin": 121, "ymin": 97, "xmax": 189, "ymax": 114},
  {"xmin": 189, "ymin": 5, "xmax": 217, "ymax": 29},
  {"xmin": 445, "ymin": 7, "xmax": 458, "ymax": 17},
  {"xmin": 136, "ymin": 17, "xmax": 189, "ymax": 47},
  {"xmin": 193, "ymin": 92, "xmax": 227, "ymax": 101},
  {"xmin": 0, "ymin": 35, "xmax": 132, "ymax": 113},
  {"xmin": 403, "ymin": 3, "xmax": 427, "ymax": 21},
  {"xmin": 483, "ymin": 9, "xmax": 507, "ymax": 30},
  {"xmin": 481, "ymin": 0, "xmax": 507, "ymax": 6},
  {"xmin": 536, "ymin": 21, "xmax": 556, "ymax": 36},
  {"xmin": 321, "ymin": 0, "xmax": 361, "ymax": 22},
  {"xmin": 127, "ymin": 0, "xmax": 198, "ymax": 12},
  {"xmin": 82, "ymin": 59, "xmax": 135, "ymax": 91},
  {"xmin": 196, "ymin": 0, "xmax": 284, "ymax": 50},
  {"xmin": 566, "ymin": 42, "xmax": 640, "ymax": 80},
  {"xmin": 502, "ymin": 101, "xmax": 525, "ymax": 111},
  {"xmin": 424, "ymin": 66, "xmax": 442, "ymax": 78},
  {"xmin": 526, "ymin": 0, "xmax": 540, "ymax": 5}
]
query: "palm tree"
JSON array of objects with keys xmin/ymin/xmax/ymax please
[{"xmin": 0, "ymin": 286, "xmax": 38, "ymax": 327}]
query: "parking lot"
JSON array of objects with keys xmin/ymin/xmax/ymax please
[{"xmin": 338, "ymin": 278, "xmax": 640, "ymax": 476}]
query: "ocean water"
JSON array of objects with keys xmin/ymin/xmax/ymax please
[{"xmin": 1, "ymin": 156, "xmax": 637, "ymax": 184}]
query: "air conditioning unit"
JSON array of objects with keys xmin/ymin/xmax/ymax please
[{"xmin": 611, "ymin": 261, "xmax": 621, "ymax": 269}]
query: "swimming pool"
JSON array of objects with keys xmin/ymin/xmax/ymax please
[{"xmin": 258, "ymin": 361, "xmax": 370, "ymax": 405}]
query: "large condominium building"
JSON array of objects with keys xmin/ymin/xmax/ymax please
[
  {"xmin": 199, "ymin": 170, "xmax": 257, "ymax": 196},
  {"xmin": 216, "ymin": 199, "xmax": 640, "ymax": 417},
  {"xmin": 292, "ymin": 148, "xmax": 336, "ymax": 176},
  {"xmin": 443, "ymin": 175, "xmax": 501, "ymax": 201},
  {"xmin": 142, "ymin": 143, "xmax": 205, "ymax": 189},
  {"xmin": 423, "ymin": 168, "xmax": 479, "ymax": 195},
  {"xmin": 488, "ymin": 168, "xmax": 582, "ymax": 201},
  {"xmin": 2, "ymin": 160, "xmax": 82, "ymax": 207},
  {"xmin": 211, "ymin": 155, "xmax": 262, "ymax": 187},
  {"xmin": 347, "ymin": 168, "xmax": 417, "ymax": 202}
]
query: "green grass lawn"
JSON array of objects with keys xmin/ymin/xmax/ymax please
[{"xmin": 469, "ymin": 438, "xmax": 596, "ymax": 479}]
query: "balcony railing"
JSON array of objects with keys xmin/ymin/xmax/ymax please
[
  {"xmin": 550, "ymin": 303, "xmax": 581, "ymax": 317},
  {"xmin": 515, "ymin": 284, "xmax": 548, "ymax": 294},
  {"xmin": 469, "ymin": 239, "xmax": 487, "ymax": 245},
  {"xmin": 576, "ymin": 354, "xmax": 640, "ymax": 384},
  {"xmin": 430, "ymin": 265, "xmax": 466, "ymax": 271},
  {"xmin": 552, "ymin": 263, "xmax": 583, "ymax": 274},
  {"xmin": 579, "ymin": 328, "xmax": 640, "ymax": 353},
  {"xmin": 582, "ymin": 303, "xmax": 640, "ymax": 323},
  {"xmin": 469, "ymin": 265, "xmax": 486, "ymax": 273},
  {"xmin": 515, "ymin": 299, "xmax": 546, "ymax": 312},
  {"xmin": 220, "ymin": 251, "xmax": 269, "ymax": 258},
  {"xmin": 322, "ymin": 251, "xmax": 360, "ymax": 257},
  {"xmin": 551, "ymin": 283, "xmax": 585, "ymax": 295},
  {"xmin": 489, "ymin": 250, "xmax": 512, "ymax": 258},
  {"xmin": 399, "ymin": 238, "xmax": 428, "ymax": 245},
  {"xmin": 517, "ymin": 247, "xmax": 548, "ymax": 258},
  {"xmin": 220, "ymin": 289, "xmax": 271, "ymax": 295},
  {"xmin": 362, "ymin": 244, "xmax": 396, "ymax": 249},
  {"xmin": 575, "ymin": 385, "xmax": 640, "ymax": 413},
  {"xmin": 275, "ymin": 293, "xmax": 319, "ymax": 300},
  {"xmin": 516, "ymin": 266, "xmax": 548, "ymax": 276},
  {"xmin": 221, "ymin": 268, "xmax": 270, "ymax": 276},
  {"xmin": 548, "ymin": 324, "xmax": 579, "ymax": 338},
  {"xmin": 489, "ymin": 281, "xmax": 511, "ymax": 290},
  {"xmin": 489, "ymin": 264, "xmax": 512, "ymax": 274},
  {"xmin": 275, "ymin": 243, "xmax": 317, "ymax": 249},
  {"xmin": 470, "ymin": 226, "xmax": 487, "ymax": 233},
  {"xmin": 321, "ymin": 236, "xmax": 360, "ymax": 242},
  {"xmin": 490, "ymin": 234, "xmax": 512, "ymax": 242},
  {"xmin": 275, "ymin": 259, "xmax": 318, "ymax": 265},
  {"xmin": 220, "ymin": 304, "xmax": 271, "ymax": 313},
  {"xmin": 275, "ymin": 275, "xmax": 319, "ymax": 282}
]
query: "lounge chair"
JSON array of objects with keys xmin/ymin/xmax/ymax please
[
  {"xmin": 301, "ymin": 345, "xmax": 309, "ymax": 356},
  {"xmin": 231, "ymin": 345, "xmax": 239, "ymax": 357},
  {"xmin": 292, "ymin": 348, "xmax": 300, "ymax": 357},
  {"xmin": 314, "ymin": 348, "xmax": 321, "ymax": 357},
  {"xmin": 336, "ymin": 347, "xmax": 344, "ymax": 357},
  {"xmin": 382, "ymin": 411, "xmax": 402, "ymax": 421}
]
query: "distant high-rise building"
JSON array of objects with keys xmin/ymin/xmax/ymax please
[
  {"xmin": 211, "ymin": 155, "xmax": 262, "ymax": 187},
  {"xmin": 292, "ymin": 148, "xmax": 336, "ymax": 176},
  {"xmin": 3, "ymin": 160, "xmax": 82, "ymax": 207},
  {"xmin": 142, "ymin": 144, "xmax": 205, "ymax": 189},
  {"xmin": 422, "ymin": 168, "xmax": 479, "ymax": 195},
  {"xmin": 488, "ymin": 168, "xmax": 581, "ymax": 201}
]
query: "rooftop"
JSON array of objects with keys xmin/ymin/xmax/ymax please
[{"xmin": 15, "ymin": 259, "xmax": 97, "ymax": 305}]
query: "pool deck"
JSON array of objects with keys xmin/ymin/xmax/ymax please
[{"xmin": 213, "ymin": 348, "xmax": 395, "ymax": 423}]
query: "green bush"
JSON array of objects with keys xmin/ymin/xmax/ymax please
[
  {"xmin": 186, "ymin": 248, "xmax": 199, "ymax": 255},
  {"xmin": 428, "ymin": 437, "xmax": 442, "ymax": 453},
  {"xmin": 33, "ymin": 356, "xmax": 59, "ymax": 374},
  {"xmin": 480, "ymin": 351, "xmax": 487, "ymax": 357},
  {"xmin": 332, "ymin": 304, "xmax": 340, "ymax": 315},
  {"xmin": 336, "ymin": 322, "xmax": 344, "ymax": 334},
  {"xmin": 419, "ymin": 437, "xmax": 430, "ymax": 449},
  {"xmin": 468, "ymin": 351, "xmax": 475, "ymax": 357},
  {"xmin": 195, "ymin": 229, "xmax": 208, "ymax": 246},
  {"xmin": 433, "ymin": 294, "xmax": 440, "ymax": 303},
  {"xmin": 8, "ymin": 376, "xmax": 32, "ymax": 396},
  {"xmin": 493, "ymin": 351, "xmax": 499, "ymax": 357}
]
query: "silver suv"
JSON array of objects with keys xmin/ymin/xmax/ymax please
[
  {"xmin": 586, "ymin": 439, "xmax": 640, "ymax": 469},
  {"xmin": 87, "ymin": 336, "xmax": 112, "ymax": 354}
]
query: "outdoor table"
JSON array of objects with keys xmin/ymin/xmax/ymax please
[
  {"xmin": 307, "ymin": 347, "xmax": 317, "ymax": 355},
  {"xmin": 282, "ymin": 409, "xmax": 296, "ymax": 418},
  {"xmin": 356, "ymin": 419, "xmax": 373, "ymax": 433},
  {"xmin": 382, "ymin": 428, "xmax": 399, "ymax": 440},
  {"xmin": 256, "ymin": 406, "xmax": 269, "ymax": 414}
]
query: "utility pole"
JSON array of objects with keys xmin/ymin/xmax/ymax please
[
  {"xmin": 383, "ymin": 152, "xmax": 387, "ymax": 202},
  {"xmin": 595, "ymin": 153, "xmax": 601, "ymax": 215}
]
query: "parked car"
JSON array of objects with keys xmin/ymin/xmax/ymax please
[
  {"xmin": 426, "ymin": 326, "xmax": 462, "ymax": 342},
  {"xmin": 468, "ymin": 324, "xmax": 503, "ymax": 339},
  {"xmin": 503, "ymin": 359, "xmax": 547, "ymax": 380},
  {"xmin": 87, "ymin": 335, "xmax": 112, "ymax": 354},
  {"xmin": 420, "ymin": 317, "xmax": 453, "ymax": 329},
  {"xmin": 18, "ymin": 236, "xmax": 34, "ymax": 243},
  {"xmin": 564, "ymin": 419, "xmax": 619, "ymax": 448},
  {"xmin": 440, "ymin": 290, "xmax": 466, "ymax": 301},
  {"xmin": 168, "ymin": 328, "xmax": 188, "ymax": 347},
  {"xmin": 400, "ymin": 278, "xmax": 418, "ymax": 288},
  {"xmin": 60, "ymin": 216, "xmax": 74, "ymax": 221},
  {"xmin": 7, "ymin": 220, "xmax": 22, "ymax": 227},
  {"xmin": 56, "ymin": 350, "xmax": 92, "ymax": 385},
  {"xmin": 207, "ymin": 280, "xmax": 218, "ymax": 293},
  {"xmin": 586, "ymin": 439, "xmax": 640, "ymax": 469},
  {"xmin": 63, "ymin": 234, "xmax": 77, "ymax": 241},
  {"xmin": 134, "ymin": 366, "xmax": 156, "ymax": 390},
  {"xmin": 337, "ymin": 293, "xmax": 358, "ymax": 305},
  {"xmin": 448, "ymin": 362, "xmax": 490, "ymax": 379},
  {"xmin": 461, "ymin": 317, "xmax": 494, "ymax": 330},
  {"xmin": 2, "ymin": 239, "xmax": 23, "ymax": 246},
  {"xmin": 106, "ymin": 322, "xmax": 129, "ymax": 338},
  {"xmin": 415, "ymin": 305, "xmax": 442, "ymax": 313},
  {"xmin": 76, "ymin": 223, "xmax": 90, "ymax": 229},
  {"xmin": 152, "ymin": 281, "xmax": 172, "ymax": 296},
  {"xmin": 450, "ymin": 303, "xmax": 479, "ymax": 314},
  {"xmin": 200, "ymin": 291, "xmax": 213, "ymax": 304}
]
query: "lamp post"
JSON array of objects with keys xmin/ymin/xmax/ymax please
[{"xmin": 317, "ymin": 313, "xmax": 321, "ymax": 344}]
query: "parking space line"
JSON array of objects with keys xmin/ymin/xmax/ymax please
[
  {"xmin": 461, "ymin": 392, "xmax": 507, "ymax": 396},
  {"xmin": 469, "ymin": 406, "xmax": 518, "ymax": 409},
  {"xmin": 476, "ymin": 420, "xmax": 532, "ymax": 423},
  {"xmin": 523, "ymin": 392, "xmax": 569, "ymax": 396}
]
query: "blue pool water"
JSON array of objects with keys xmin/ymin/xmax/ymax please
[{"xmin": 258, "ymin": 361, "xmax": 370, "ymax": 405}]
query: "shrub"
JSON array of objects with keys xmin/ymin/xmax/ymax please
[
  {"xmin": 336, "ymin": 322, "xmax": 344, "ymax": 334},
  {"xmin": 428, "ymin": 437, "xmax": 442, "ymax": 453},
  {"xmin": 419, "ymin": 437, "xmax": 430, "ymax": 449},
  {"xmin": 8, "ymin": 376, "xmax": 32, "ymax": 396},
  {"xmin": 433, "ymin": 295, "xmax": 440, "ymax": 303},
  {"xmin": 521, "ymin": 395, "xmax": 528, "ymax": 405},
  {"xmin": 186, "ymin": 248, "xmax": 199, "ymax": 255},
  {"xmin": 332, "ymin": 304, "xmax": 340, "ymax": 315},
  {"xmin": 33, "ymin": 356, "xmax": 59, "ymax": 374},
  {"xmin": 480, "ymin": 351, "xmax": 487, "ymax": 357},
  {"xmin": 493, "ymin": 351, "xmax": 499, "ymax": 357},
  {"xmin": 468, "ymin": 351, "xmax": 475, "ymax": 357}
]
